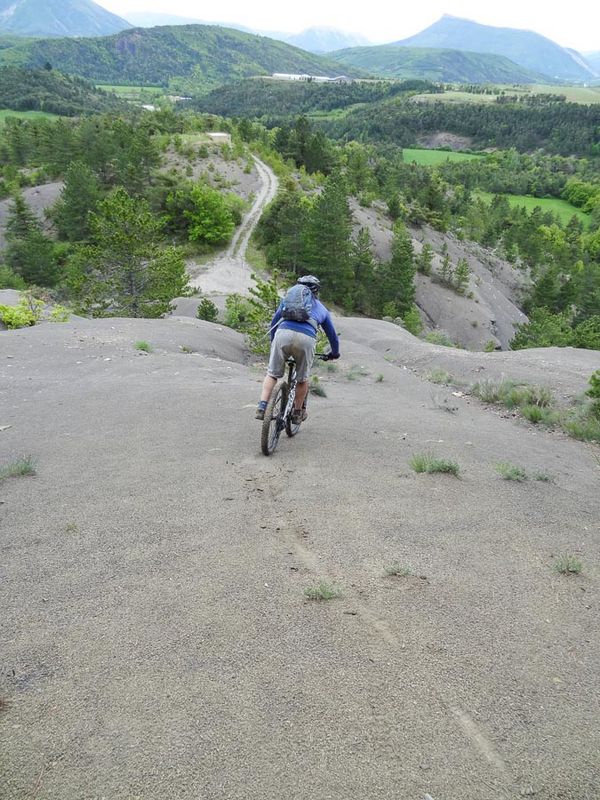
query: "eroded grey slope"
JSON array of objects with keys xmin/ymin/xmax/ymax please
[{"xmin": 1, "ymin": 318, "xmax": 599, "ymax": 799}]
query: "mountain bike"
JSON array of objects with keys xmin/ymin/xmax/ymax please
[{"xmin": 260, "ymin": 354, "xmax": 328, "ymax": 456}]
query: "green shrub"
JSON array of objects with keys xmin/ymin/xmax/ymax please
[
  {"xmin": 484, "ymin": 340, "xmax": 497, "ymax": 352},
  {"xmin": 402, "ymin": 305, "xmax": 423, "ymax": 336},
  {"xmin": 134, "ymin": 340, "xmax": 153, "ymax": 352},
  {"xmin": 586, "ymin": 370, "xmax": 600, "ymax": 418},
  {"xmin": 0, "ymin": 294, "xmax": 43, "ymax": 329},
  {"xmin": 0, "ymin": 265, "xmax": 26, "ymax": 290},
  {"xmin": 423, "ymin": 330, "xmax": 457, "ymax": 347},
  {"xmin": 49, "ymin": 305, "xmax": 70, "ymax": 323},
  {"xmin": 196, "ymin": 298, "xmax": 219, "ymax": 322}
]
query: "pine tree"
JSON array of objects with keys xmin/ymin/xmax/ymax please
[
  {"xmin": 453, "ymin": 258, "xmax": 471, "ymax": 295},
  {"xmin": 52, "ymin": 162, "xmax": 101, "ymax": 242},
  {"xmin": 67, "ymin": 189, "xmax": 188, "ymax": 318},
  {"xmin": 350, "ymin": 228, "xmax": 376, "ymax": 313},
  {"xmin": 5, "ymin": 191, "xmax": 58, "ymax": 286},
  {"xmin": 304, "ymin": 172, "xmax": 353, "ymax": 307},
  {"xmin": 439, "ymin": 252, "xmax": 454, "ymax": 287},
  {"xmin": 5, "ymin": 191, "xmax": 38, "ymax": 241},
  {"xmin": 417, "ymin": 242, "xmax": 433, "ymax": 275},
  {"xmin": 378, "ymin": 221, "xmax": 415, "ymax": 315}
]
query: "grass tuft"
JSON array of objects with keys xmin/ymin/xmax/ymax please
[
  {"xmin": 409, "ymin": 452, "xmax": 460, "ymax": 476},
  {"xmin": 384, "ymin": 563, "xmax": 412, "ymax": 577},
  {"xmin": 303, "ymin": 581, "xmax": 342, "ymax": 601},
  {"xmin": 426, "ymin": 368, "xmax": 453, "ymax": 384},
  {"xmin": 310, "ymin": 375, "xmax": 327, "ymax": 397},
  {"xmin": 375, "ymin": 373, "xmax": 384, "ymax": 383},
  {"xmin": 0, "ymin": 455, "xmax": 36, "ymax": 481},
  {"xmin": 134, "ymin": 340, "xmax": 153, "ymax": 353},
  {"xmin": 494, "ymin": 462, "xmax": 528, "ymax": 481},
  {"xmin": 520, "ymin": 404, "xmax": 557, "ymax": 425},
  {"xmin": 553, "ymin": 554, "xmax": 583, "ymax": 575}
]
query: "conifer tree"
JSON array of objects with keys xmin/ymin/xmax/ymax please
[
  {"xmin": 52, "ymin": 162, "xmax": 101, "ymax": 242},
  {"xmin": 351, "ymin": 228, "xmax": 376, "ymax": 313},
  {"xmin": 66, "ymin": 189, "xmax": 188, "ymax": 318},
  {"xmin": 5, "ymin": 191, "xmax": 57, "ymax": 286},
  {"xmin": 378, "ymin": 221, "xmax": 415, "ymax": 315},
  {"xmin": 304, "ymin": 172, "xmax": 353, "ymax": 307},
  {"xmin": 453, "ymin": 258, "xmax": 471, "ymax": 295},
  {"xmin": 417, "ymin": 242, "xmax": 433, "ymax": 275}
]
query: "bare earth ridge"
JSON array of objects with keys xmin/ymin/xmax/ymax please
[{"xmin": 1, "ymin": 314, "xmax": 599, "ymax": 800}]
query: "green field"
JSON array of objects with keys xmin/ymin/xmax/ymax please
[
  {"xmin": 0, "ymin": 109, "xmax": 60, "ymax": 127},
  {"xmin": 413, "ymin": 84, "xmax": 600, "ymax": 106},
  {"xmin": 403, "ymin": 148, "xmax": 482, "ymax": 165},
  {"xmin": 477, "ymin": 191, "xmax": 590, "ymax": 225}
]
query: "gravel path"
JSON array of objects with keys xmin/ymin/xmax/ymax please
[{"xmin": 187, "ymin": 156, "xmax": 278, "ymax": 297}]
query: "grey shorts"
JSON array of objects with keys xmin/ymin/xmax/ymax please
[{"xmin": 267, "ymin": 328, "xmax": 316, "ymax": 382}]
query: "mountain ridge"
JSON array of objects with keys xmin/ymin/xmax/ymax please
[
  {"xmin": 0, "ymin": 24, "xmax": 362, "ymax": 87},
  {"xmin": 0, "ymin": 0, "xmax": 131, "ymax": 37},
  {"xmin": 393, "ymin": 15, "xmax": 596, "ymax": 82},
  {"xmin": 329, "ymin": 44, "xmax": 544, "ymax": 84}
]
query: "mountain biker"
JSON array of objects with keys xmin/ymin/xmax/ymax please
[{"xmin": 255, "ymin": 275, "xmax": 340, "ymax": 423}]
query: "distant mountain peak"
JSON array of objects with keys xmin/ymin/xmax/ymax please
[
  {"xmin": 282, "ymin": 26, "xmax": 370, "ymax": 53},
  {"xmin": 394, "ymin": 15, "xmax": 596, "ymax": 81},
  {"xmin": 0, "ymin": 0, "xmax": 131, "ymax": 37}
]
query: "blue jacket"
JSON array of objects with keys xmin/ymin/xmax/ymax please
[{"xmin": 270, "ymin": 297, "xmax": 340, "ymax": 357}]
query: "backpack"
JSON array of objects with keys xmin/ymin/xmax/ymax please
[{"xmin": 280, "ymin": 284, "xmax": 316, "ymax": 328}]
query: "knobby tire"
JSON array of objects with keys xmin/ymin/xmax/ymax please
[{"xmin": 261, "ymin": 380, "xmax": 287, "ymax": 456}]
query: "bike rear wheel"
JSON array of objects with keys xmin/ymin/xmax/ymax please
[{"xmin": 261, "ymin": 380, "xmax": 288, "ymax": 456}]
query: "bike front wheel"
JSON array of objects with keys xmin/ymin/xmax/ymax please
[
  {"xmin": 261, "ymin": 380, "xmax": 288, "ymax": 456},
  {"xmin": 286, "ymin": 392, "xmax": 305, "ymax": 437}
]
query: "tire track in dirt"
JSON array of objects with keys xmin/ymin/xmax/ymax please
[{"xmin": 236, "ymin": 458, "xmax": 519, "ymax": 797}]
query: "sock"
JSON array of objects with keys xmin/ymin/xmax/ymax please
[{"xmin": 257, "ymin": 400, "xmax": 267, "ymax": 410}]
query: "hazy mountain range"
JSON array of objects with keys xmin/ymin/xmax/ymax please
[
  {"xmin": 0, "ymin": 0, "xmax": 130, "ymax": 37},
  {"xmin": 125, "ymin": 13, "xmax": 369, "ymax": 53},
  {"xmin": 0, "ymin": 0, "xmax": 597, "ymax": 87},
  {"xmin": 394, "ymin": 15, "xmax": 597, "ymax": 82}
]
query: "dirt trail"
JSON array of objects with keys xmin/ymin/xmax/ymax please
[
  {"xmin": 1, "ymin": 316, "xmax": 599, "ymax": 799},
  {"xmin": 187, "ymin": 156, "xmax": 278, "ymax": 297}
]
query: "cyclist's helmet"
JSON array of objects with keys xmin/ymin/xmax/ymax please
[{"xmin": 297, "ymin": 275, "xmax": 321, "ymax": 295}]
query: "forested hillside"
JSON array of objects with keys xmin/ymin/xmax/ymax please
[
  {"xmin": 0, "ymin": 66, "xmax": 128, "ymax": 115},
  {"xmin": 0, "ymin": 25, "xmax": 362, "ymax": 88},
  {"xmin": 195, "ymin": 80, "xmax": 600, "ymax": 158},
  {"xmin": 328, "ymin": 45, "xmax": 542, "ymax": 84},
  {"xmin": 194, "ymin": 78, "xmax": 438, "ymax": 119},
  {"xmin": 323, "ymin": 96, "xmax": 600, "ymax": 157}
]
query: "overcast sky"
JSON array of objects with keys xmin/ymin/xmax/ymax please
[{"xmin": 98, "ymin": 0, "xmax": 600, "ymax": 52}]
